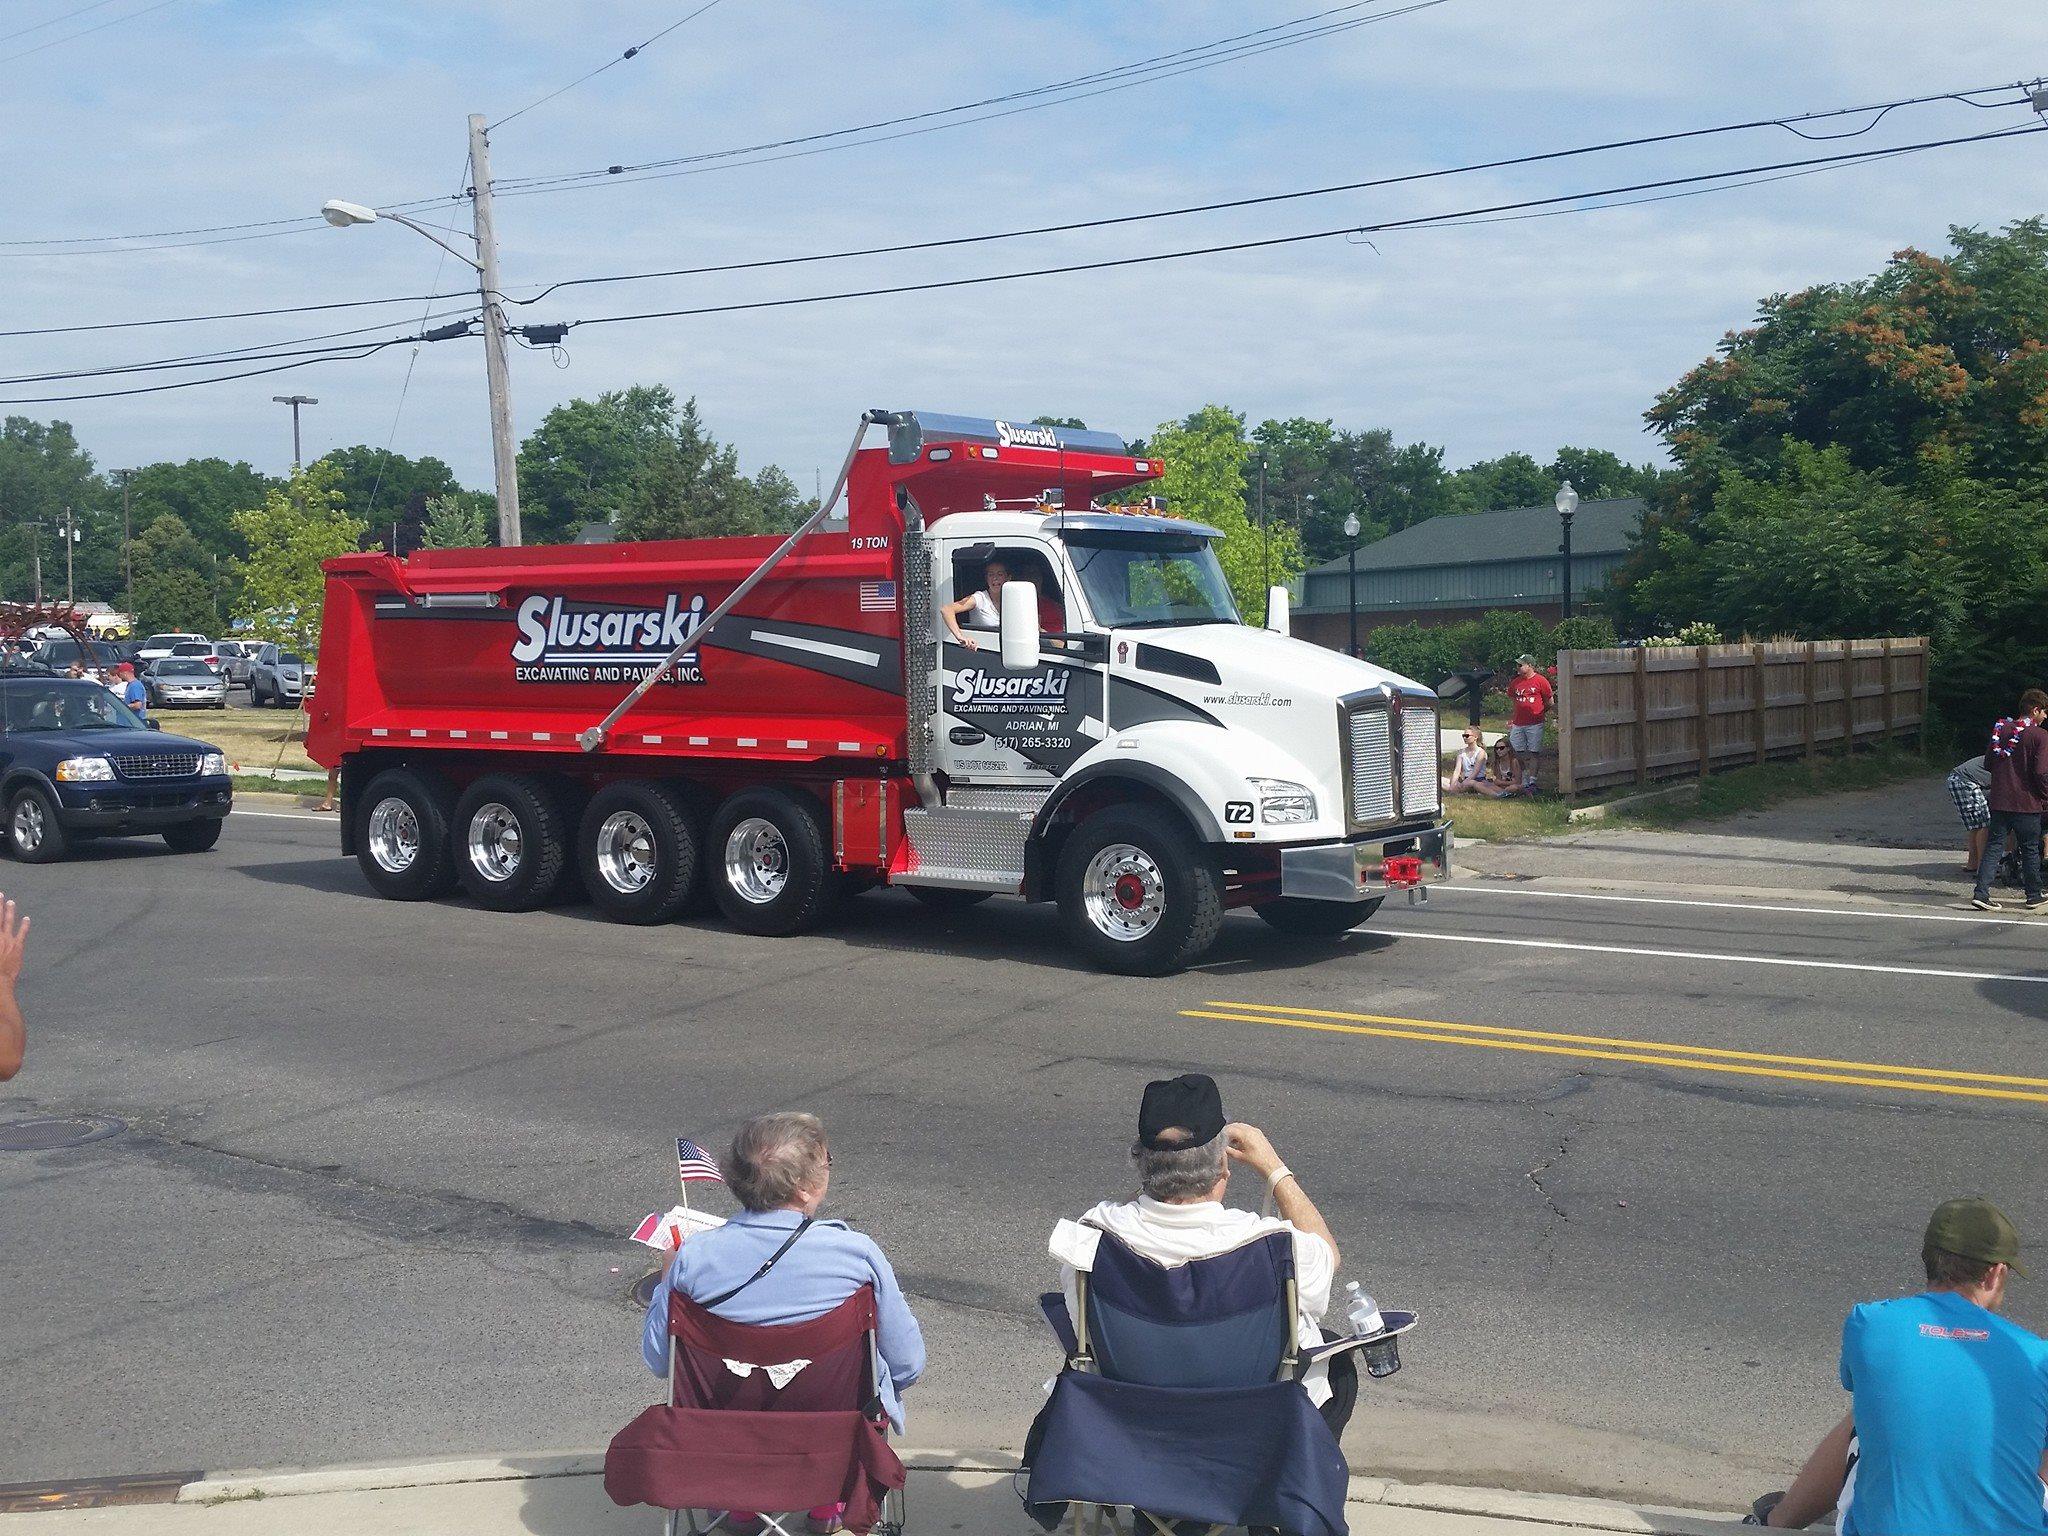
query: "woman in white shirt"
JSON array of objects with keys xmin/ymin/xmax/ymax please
[
  {"xmin": 1442, "ymin": 727, "xmax": 1497, "ymax": 796},
  {"xmin": 940, "ymin": 558, "xmax": 1013, "ymax": 650}
]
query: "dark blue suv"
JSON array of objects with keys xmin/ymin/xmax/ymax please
[{"xmin": 0, "ymin": 678, "xmax": 233, "ymax": 862}]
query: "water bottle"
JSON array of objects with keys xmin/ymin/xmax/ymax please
[{"xmin": 1342, "ymin": 1282, "xmax": 1382, "ymax": 1338}]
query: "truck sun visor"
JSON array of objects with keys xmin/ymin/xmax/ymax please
[{"xmin": 886, "ymin": 411, "xmax": 1130, "ymax": 464}]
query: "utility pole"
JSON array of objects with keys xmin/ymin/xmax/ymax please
[
  {"xmin": 62, "ymin": 506, "xmax": 76, "ymax": 605},
  {"xmin": 468, "ymin": 113, "xmax": 522, "ymax": 546},
  {"xmin": 1255, "ymin": 455, "xmax": 1269, "ymax": 626},
  {"xmin": 272, "ymin": 395, "xmax": 318, "ymax": 469},
  {"xmin": 116, "ymin": 469, "xmax": 134, "ymax": 619},
  {"xmin": 28, "ymin": 524, "xmax": 42, "ymax": 606}
]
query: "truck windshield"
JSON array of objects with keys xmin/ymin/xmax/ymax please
[{"xmin": 1063, "ymin": 531, "xmax": 1240, "ymax": 629}]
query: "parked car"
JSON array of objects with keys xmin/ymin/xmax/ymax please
[
  {"xmin": 142, "ymin": 657, "xmax": 228, "ymax": 709},
  {"xmin": 169, "ymin": 640, "xmax": 230, "ymax": 677},
  {"xmin": 248, "ymin": 643, "xmax": 314, "ymax": 707},
  {"xmin": 0, "ymin": 676, "xmax": 231, "ymax": 861},
  {"xmin": 212, "ymin": 640, "xmax": 256, "ymax": 687},
  {"xmin": 137, "ymin": 632, "xmax": 207, "ymax": 664},
  {"xmin": 33, "ymin": 637, "xmax": 128, "ymax": 675}
]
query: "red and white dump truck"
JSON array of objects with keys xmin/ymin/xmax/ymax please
[{"xmin": 307, "ymin": 410, "xmax": 1450, "ymax": 974}]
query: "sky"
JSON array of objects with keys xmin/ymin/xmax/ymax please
[{"xmin": 5, "ymin": 0, "xmax": 2047, "ymax": 495}]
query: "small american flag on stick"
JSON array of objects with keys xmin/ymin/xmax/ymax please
[{"xmin": 678, "ymin": 1138, "xmax": 724, "ymax": 1188}]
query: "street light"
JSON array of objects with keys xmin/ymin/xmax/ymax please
[
  {"xmin": 321, "ymin": 121, "xmax": 524, "ymax": 546},
  {"xmin": 1343, "ymin": 511, "xmax": 1362, "ymax": 658},
  {"xmin": 1554, "ymin": 480, "xmax": 1580, "ymax": 621}
]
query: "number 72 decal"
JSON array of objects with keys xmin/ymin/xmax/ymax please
[{"xmin": 1223, "ymin": 800, "xmax": 1253, "ymax": 824}]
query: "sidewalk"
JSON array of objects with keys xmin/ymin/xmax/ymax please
[
  {"xmin": 1462, "ymin": 773, "xmax": 1980, "ymax": 912},
  {"xmin": 0, "ymin": 1454, "xmax": 1755, "ymax": 1535}
]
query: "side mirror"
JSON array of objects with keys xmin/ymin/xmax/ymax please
[
  {"xmin": 1265, "ymin": 585, "xmax": 1291, "ymax": 636},
  {"xmin": 1000, "ymin": 579, "xmax": 1042, "ymax": 672}
]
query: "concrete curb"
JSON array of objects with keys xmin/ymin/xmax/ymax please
[{"xmin": 174, "ymin": 1451, "xmax": 1748, "ymax": 1531}]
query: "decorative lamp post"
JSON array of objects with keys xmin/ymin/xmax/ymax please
[
  {"xmin": 1555, "ymin": 480, "xmax": 1580, "ymax": 620},
  {"xmin": 1344, "ymin": 511, "xmax": 1362, "ymax": 658}
]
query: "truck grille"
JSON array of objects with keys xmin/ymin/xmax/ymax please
[
  {"xmin": 1401, "ymin": 703, "xmax": 1441, "ymax": 817},
  {"xmin": 113, "ymin": 753, "xmax": 200, "ymax": 780},
  {"xmin": 1345, "ymin": 708, "xmax": 1397, "ymax": 825}
]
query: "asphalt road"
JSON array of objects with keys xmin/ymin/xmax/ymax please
[{"xmin": 2, "ymin": 807, "xmax": 2043, "ymax": 1508}]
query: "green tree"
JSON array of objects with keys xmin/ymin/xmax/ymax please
[
  {"xmin": 1029, "ymin": 416, "xmax": 1088, "ymax": 429},
  {"xmin": 124, "ymin": 457, "xmax": 273, "ymax": 557},
  {"xmin": 231, "ymin": 461, "xmax": 370, "ymax": 653},
  {"xmin": 1447, "ymin": 451, "xmax": 1554, "ymax": 514},
  {"xmin": 517, "ymin": 385, "xmax": 683, "ymax": 544},
  {"xmin": 614, "ymin": 398, "xmax": 767, "ymax": 542},
  {"xmin": 128, "ymin": 513, "xmax": 221, "ymax": 635},
  {"xmin": 744, "ymin": 464, "xmax": 815, "ymax": 533},
  {"xmin": 316, "ymin": 446, "xmax": 461, "ymax": 553},
  {"xmin": 1547, "ymin": 447, "xmax": 1663, "ymax": 501},
  {"xmin": 0, "ymin": 417, "xmax": 115, "ymax": 603},
  {"xmin": 1137, "ymin": 405, "xmax": 1304, "ymax": 619},
  {"xmin": 419, "ymin": 490, "xmax": 494, "ymax": 550}
]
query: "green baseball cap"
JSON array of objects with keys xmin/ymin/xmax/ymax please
[{"xmin": 1923, "ymin": 1197, "xmax": 2025, "ymax": 1277}]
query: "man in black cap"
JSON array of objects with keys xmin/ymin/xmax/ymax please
[
  {"xmin": 1049, "ymin": 1072, "xmax": 1356, "ymax": 1431},
  {"xmin": 1748, "ymin": 1197, "xmax": 2048, "ymax": 1531}
]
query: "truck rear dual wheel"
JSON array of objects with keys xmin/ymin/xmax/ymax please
[
  {"xmin": 1055, "ymin": 804, "xmax": 1223, "ymax": 976},
  {"xmin": 708, "ymin": 787, "xmax": 837, "ymax": 937},
  {"xmin": 354, "ymin": 767, "xmax": 458, "ymax": 900},
  {"xmin": 454, "ymin": 774, "xmax": 569, "ymax": 912},
  {"xmin": 578, "ymin": 780, "xmax": 701, "ymax": 925},
  {"xmin": 1252, "ymin": 894, "xmax": 1384, "ymax": 937}
]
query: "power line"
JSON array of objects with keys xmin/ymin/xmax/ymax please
[
  {"xmin": 0, "ymin": 0, "xmax": 126, "ymax": 45},
  {"xmin": 504, "ymin": 83, "xmax": 2039, "ymax": 305},
  {"xmin": 0, "ymin": 307, "xmax": 480, "ymax": 387},
  {"xmin": 0, "ymin": 335, "xmax": 447, "ymax": 404},
  {"xmin": 0, "ymin": 287, "xmax": 477, "ymax": 340},
  {"xmin": 492, "ymin": 1, "xmax": 1449, "ymax": 199},
  {"xmin": 0, "ymin": 0, "xmax": 183, "ymax": 65},
  {"xmin": 547, "ymin": 123, "xmax": 2046, "ymax": 334},
  {"xmin": 489, "ymin": 0, "xmax": 732, "ymax": 132}
]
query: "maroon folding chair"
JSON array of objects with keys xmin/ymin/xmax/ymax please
[{"xmin": 605, "ymin": 1284, "xmax": 908, "ymax": 1536}]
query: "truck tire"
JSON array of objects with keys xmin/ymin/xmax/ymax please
[
  {"xmin": 578, "ymin": 780, "xmax": 700, "ymax": 925},
  {"xmin": 904, "ymin": 886, "xmax": 991, "ymax": 913},
  {"xmin": 1252, "ymin": 894, "xmax": 1384, "ymax": 937},
  {"xmin": 454, "ymin": 774, "xmax": 569, "ymax": 912},
  {"xmin": 708, "ymin": 787, "xmax": 835, "ymax": 937},
  {"xmin": 355, "ymin": 767, "xmax": 458, "ymax": 900},
  {"xmin": 5, "ymin": 783, "xmax": 69, "ymax": 864},
  {"xmin": 1056, "ymin": 804, "xmax": 1223, "ymax": 976},
  {"xmin": 162, "ymin": 819, "xmax": 223, "ymax": 853}
]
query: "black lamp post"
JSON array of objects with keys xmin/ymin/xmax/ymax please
[
  {"xmin": 1344, "ymin": 511, "xmax": 1361, "ymax": 657},
  {"xmin": 1555, "ymin": 480, "xmax": 1580, "ymax": 621}
]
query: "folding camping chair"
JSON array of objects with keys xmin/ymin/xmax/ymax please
[
  {"xmin": 604, "ymin": 1284, "xmax": 908, "ymax": 1536},
  {"xmin": 1024, "ymin": 1230, "xmax": 1407, "ymax": 1536}
]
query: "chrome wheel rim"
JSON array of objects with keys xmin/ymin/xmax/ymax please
[
  {"xmin": 595, "ymin": 810, "xmax": 657, "ymax": 894},
  {"xmin": 367, "ymin": 796, "xmax": 420, "ymax": 875},
  {"xmin": 11, "ymin": 797, "xmax": 44, "ymax": 853},
  {"xmin": 466, "ymin": 801, "xmax": 523, "ymax": 883},
  {"xmin": 1082, "ymin": 843, "xmax": 1166, "ymax": 942},
  {"xmin": 724, "ymin": 817, "xmax": 788, "ymax": 905}
]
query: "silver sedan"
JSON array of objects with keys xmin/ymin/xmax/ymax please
[{"xmin": 143, "ymin": 658, "xmax": 228, "ymax": 710}]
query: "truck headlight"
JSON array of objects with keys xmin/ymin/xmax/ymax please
[
  {"xmin": 1249, "ymin": 776, "xmax": 1317, "ymax": 824},
  {"xmin": 55, "ymin": 756, "xmax": 114, "ymax": 782},
  {"xmin": 199, "ymin": 752, "xmax": 227, "ymax": 776}
]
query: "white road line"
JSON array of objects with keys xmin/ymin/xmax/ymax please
[
  {"xmin": 1442, "ymin": 884, "xmax": 2030, "ymax": 928},
  {"xmin": 1374, "ymin": 926, "xmax": 2048, "ymax": 985}
]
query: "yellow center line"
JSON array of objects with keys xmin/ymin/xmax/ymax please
[
  {"xmin": 1179, "ymin": 1008, "xmax": 2048, "ymax": 1108},
  {"xmin": 1203, "ymin": 1000, "xmax": 2048, "ymax": 1090}
]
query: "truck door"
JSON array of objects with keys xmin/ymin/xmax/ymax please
[{"xmin": 932, "ymin": 539, "xmax": 1105, "ymax": 788}]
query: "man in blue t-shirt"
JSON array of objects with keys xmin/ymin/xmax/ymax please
[{"xmin": 1753, "ymin": 1198, "xmax": 2048, "ymax": 1532}]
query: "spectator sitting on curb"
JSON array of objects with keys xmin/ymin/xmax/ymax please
[
  {"xmin": 0, "ymin": 894, "xmax": 26, "ymax": 1080},
  {"xmin": 1746, "ymin": 1198, "xmax": 2048, "ymax": 1532},
  {"xmin": 1971, "ymin": 690, "xmax": 2048, "ymax": 912},
  {"xmin": 1505, "ymin": 654, "xmax": 1553, "ymax": 797},
  {"xmin": 1947, "ymin": 754, "xmax": 1995, "ymax": 873}
]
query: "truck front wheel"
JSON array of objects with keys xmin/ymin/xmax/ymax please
[
  {"xmin": 1056, "ymin": 805, "xmax": 1223, "ymax": 976},
  {"xmin": 578, "ymin": 780, "xmax": 700, "ymax": 925},
  {"xmin": 454, "ymin": 774, "xmax": 569, "ymax": 912},
  {"xmin": 708, "ymin": 787, "xmax": 835, "ymax": 937},
  {"xmin": 1253, "ymin": 894, "xmax": 1384, "ymax": 937},
  {"xmin": 354, "ymin": 767, "xmax": 457, "ymax": 900}
]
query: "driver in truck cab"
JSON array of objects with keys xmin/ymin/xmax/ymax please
[{"xmin": 941, "ymin": 555, "xmax": 1063, "ymax": 650}]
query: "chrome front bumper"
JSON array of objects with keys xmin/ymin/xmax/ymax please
[{"xmin": 1278, "ymin": 821, "xmax": 1452, "ymax": 902}]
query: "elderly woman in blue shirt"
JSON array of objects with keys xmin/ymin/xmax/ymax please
[{"xmin": 641, "ymin": 1110, "xmax": 926, "ymax": 1444}]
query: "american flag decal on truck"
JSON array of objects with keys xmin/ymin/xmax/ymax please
[{"xmin": 858, "ymin": 580, "xmax": 897, "ymax": 612}]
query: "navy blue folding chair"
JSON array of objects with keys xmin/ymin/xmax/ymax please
[{"xmin": 1023, "ymin": 1230, "xmax": 1353, "ymax": 1536}]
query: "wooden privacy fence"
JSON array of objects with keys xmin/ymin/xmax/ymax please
[{"xmin": 1555, "ymin": 638, "xmax": 1928, "ymax": 796}]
